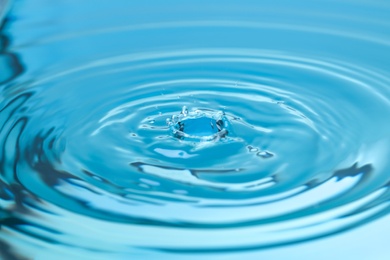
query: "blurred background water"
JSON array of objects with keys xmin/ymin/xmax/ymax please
[{"xmin": 1, "ymin": 0, "xmax": 390, "ymax": 259}]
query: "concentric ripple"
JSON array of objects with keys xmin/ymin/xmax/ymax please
[{"xmin": 1, "ymin": 1, "xmax": 390, "ymax": 258}]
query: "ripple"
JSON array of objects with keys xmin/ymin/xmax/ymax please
[{"xmin": 2, "ymin": 2, "xmax": 390, "ymax": 256}]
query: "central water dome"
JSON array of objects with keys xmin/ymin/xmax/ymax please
[{"xmin": 167, "ymin": 106, "xmax": 231, "ymax": 143}]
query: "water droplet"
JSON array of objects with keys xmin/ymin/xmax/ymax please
[
  {"xmin": 257, "ymin": 151, "xmax": 274, "ymax": 159},
  {"xmin": 181, "ymin": 106, "xmax": 188, "ymax": 116},
  {"xmin": 247, "ymin": 145, "xmax": 258, "ymax": 153}
]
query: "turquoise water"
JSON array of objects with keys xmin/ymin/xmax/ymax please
[{"xmin": 1, "ymin": 0, "xmax": 390, "ymax": 259}]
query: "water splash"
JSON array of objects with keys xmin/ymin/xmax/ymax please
[{"xmin": 167, "ymin": 106, "xmax": 230, "ymax": 143}]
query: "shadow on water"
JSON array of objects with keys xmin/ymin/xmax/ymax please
[
  {"xmin": 0, "ymin": 16, "xmax": 29, "ymax": 260},
  {"xmin": 0, "ymin": 19, "xmax": 24, "ymax": 86},
  {"xmin": 0, "ymin": 240, "xmax": 31, "ymax": 260},
  {"xmin": 334, "ymin": 162, "xmax": 373, "ymax": 181}
]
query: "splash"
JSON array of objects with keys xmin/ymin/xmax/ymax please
[{"xmin": 167, "ymin": 106, "xmax": 231, "ymax": 143}]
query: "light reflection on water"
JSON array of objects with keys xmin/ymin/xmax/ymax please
[{"xmin": 1, "ymin": 0, "xmax": 390, "ymax": 259}]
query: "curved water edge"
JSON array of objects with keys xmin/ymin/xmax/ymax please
[
  {"xmin": 1, "ymin": 0, "xmax": 390, "ymax": 258},
  {"xmin": 0, "ymin": 0, "xmax": 11, "ymax": 23}
]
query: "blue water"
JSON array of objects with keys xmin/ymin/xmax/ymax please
[{"xmin": 1, "ymin": 0, "xmax": 390, "ymax": 259}]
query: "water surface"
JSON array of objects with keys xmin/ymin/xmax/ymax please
[{"xmin": 1, "ymin": 0, "xmax": 390, "ymax": 259}]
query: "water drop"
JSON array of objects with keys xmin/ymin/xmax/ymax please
[
  {"xmin": 181, "ymin": 106, "xmax": 188, "ymax": 116},
  {"xmin": 257, "ymin": 151, "xmax": 274, "ymax": 159},
  {"xmin": 247, "ymin": 145, "xmax": 258, "ymax": 153}
]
